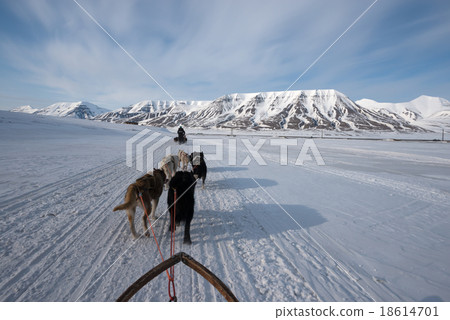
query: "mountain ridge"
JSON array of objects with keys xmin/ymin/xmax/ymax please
[
  {"xmin": 10, "ymin": 90, "xmax": 450, "ymax": 131},
  {"xmin": 11, "ymin": 101, "xmax": 109, "ymax": 119}
]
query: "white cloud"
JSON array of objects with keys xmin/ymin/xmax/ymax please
[{"xmin": 1, "ymin": 0, "xmax": 449, "ymax": 110}]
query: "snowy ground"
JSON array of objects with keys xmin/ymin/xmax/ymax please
[{"xmin": 1, "ymin": 110, "xmax": 449, "ymax": 302}]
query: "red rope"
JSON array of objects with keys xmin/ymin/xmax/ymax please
[
  {"xmin": 168, "ymin": 190, "xmax": 177, "ymax": 301},
  {"xmin": 139, "ymin": 193, "xmax": 174, "ymax": 292}
]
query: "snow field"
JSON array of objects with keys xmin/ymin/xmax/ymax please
[{"xmin": 1, "ymin": 111, "xmax": 449, "ymax": 302}]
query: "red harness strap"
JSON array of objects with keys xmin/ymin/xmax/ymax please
[
  {"xmin": 139, "ymin": 190, "xmax": 177, "ymax": 302},
  {"xmin": 168, "ymin": 190, "xmax": 177, "ymax": 302}
]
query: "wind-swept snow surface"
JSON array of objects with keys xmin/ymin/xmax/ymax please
[{"xmin": 0, "ymin": 111, "xmax": 449, "ymax": 301}]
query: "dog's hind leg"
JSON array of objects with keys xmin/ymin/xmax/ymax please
[
  {"xmin": 126, "ymin": 207, "xmax": 138, "ymax": 239},
  {"xmin": 142, "ymin": 201, "xmax": 151, "ymax": 237},
  {"xmin": 183, "ymin": 214, "xmax": 193, "ymax": 244},
  {"xmin": 150, "ymin": 198, "xmax": 158, "ymax": 220},
  {"xmin": 142, "ymin": 214, "xmax": 150, "ymax": 237},
  {"xmin": 168, "ymin": 206, "xmax": 177, "ymax": 232},
  {"xmin": 184, "ymin": 219, "xmax": 192, "ymax": 244},
  {"xmin": 162, "ymin": 165, "xmax": 170, "ymax": 190}
]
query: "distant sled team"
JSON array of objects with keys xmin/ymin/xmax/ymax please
[{"xmin": 113, "ymin": 148, "xmax": 207, "ymax": 242}]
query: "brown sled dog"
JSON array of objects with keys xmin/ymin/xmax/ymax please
[{"xmin": 113, "ymin": 169, "xmax": 166, "ymax": 238}]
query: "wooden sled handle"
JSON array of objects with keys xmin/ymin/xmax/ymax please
[{"xmin": 116, "ymin": 252, "xmax": 238, "ymax": 302}]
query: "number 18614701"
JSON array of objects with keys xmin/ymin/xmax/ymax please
[{"xmin": 380, "ymin": 306, "xmax": 438, "ymax": 317}]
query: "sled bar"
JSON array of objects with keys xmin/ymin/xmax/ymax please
[{"xmin": 116, "ymin": 252, "xmax": 238, "ymax": 302}]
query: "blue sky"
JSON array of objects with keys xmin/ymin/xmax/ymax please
[{"xmin": 0, "ymin": 0, "xmax": 449, "ymax": 111}]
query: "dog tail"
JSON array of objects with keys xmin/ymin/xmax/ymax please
[
  {"xmin": 113, "ymin": 203, "xmax": 130, "ymax": 211},
  {"xmin": 113, "ymin": 185, "xmax": 137, "ymax": 211}
]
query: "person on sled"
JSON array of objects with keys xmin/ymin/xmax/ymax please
[{"xmin": 177, "ymin": 126, "xmax": 186, "ymax": 143}]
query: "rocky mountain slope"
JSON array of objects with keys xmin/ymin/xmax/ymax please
[
  {"xmin": 11, "ymin": 90, "xmax": 450, "ymax": 131},
  {"xmin": 97, "ymin": 90, "xmax": 427, "ymax": 131}
]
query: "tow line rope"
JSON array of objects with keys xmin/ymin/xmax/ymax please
[
  {"xmin": 168, "ymin": 190, "xmax": 177, "ymax": 302},
  {"xmin": 139, "ymin": 190, "xmax": 177, "ymax": 302},
  {"xmin": 137, "ymin": 178, "xmax": 198, "ymax": 302}
]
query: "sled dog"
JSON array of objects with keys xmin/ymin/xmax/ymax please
[
  {"xmin": 113, "ymin": 169, "xmax": 166, "ymax": 238},
  {"xmin": 189, "ymin": 151, "xmax": 207, "ymax": 189},
  {"xmin": 159, "ymin": 155, "xmax": 179, "ymax": 185},
  {"xmin": 178, "ymin": 150, "xmax": 189, "ymax": 171},
  {"xmin": 168, "ymin": 171, "xmax": 196, "ymax": 244}
]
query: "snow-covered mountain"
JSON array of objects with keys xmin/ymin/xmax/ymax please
[
  {"xmin": 96, "ymin": 90, "xmax": 425, "ymax": 131},
  {"xmin": 12, "ymin": 101, "xmax": 109, "ymax": 119},
  {"xmin": 11, "ymin": 91, "xmax": 449, "ymax": 131},
  {"xmin": 357, "ymin": 95, "xmax": 450, "ymax": 120},
  {"xmin": 10, "ymin": 105, "xmax": 39, "ymax": 114},
  {"xmin": 95, "ymin": 100, "xmax": 209, "ymax": 124}
]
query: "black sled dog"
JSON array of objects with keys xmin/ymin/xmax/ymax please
[
  {"xmin": 168, "ymin": 171, "xmax": 197, "ymax": 244},
  {"xmin": 189, "ymin": 151, "xmax": 207, "ymax": 189}
]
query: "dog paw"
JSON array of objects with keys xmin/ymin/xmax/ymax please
[{"xmin": 183, "ymin": 239, "xmax": 192, "ymax": 245}]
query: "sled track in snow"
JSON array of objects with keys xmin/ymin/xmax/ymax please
[
  {"xmin": 0, "ymin": 158, "xmax": 141, "ymax": 301},
  {"xmin": 0, "ymin": 158, "xmax": 126, "ymax": 242},
  {"xmin": 187, "ymin": 161, "xmax": 375, "ymax": 302},
  {"xmin": 260, "ymin": 149, "xmax": 450, "ymax": 208},
  {"xmin": 212, "ymin": 167, "xmax": 374, "ymax": 301},
  {"xmin": 3, "ymin": 142, "xmax": 445, "ymax": 301},
  {"xmin": 0, "ymin": 158, "xmax": 124, "ymax": 213}
]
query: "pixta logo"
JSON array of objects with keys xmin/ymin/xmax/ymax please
[
  {"xmin": 126, "ymin": 129, "xmax": 172, "ymax": 172},
  {"xmin": 192, "ymin": 138, "xmax": 325, "ymax": 166},
  {"xmin": 126, "ymin": 129, "xmax": 325, "ymax": 172}
]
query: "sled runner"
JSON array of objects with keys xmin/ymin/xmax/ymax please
[{"xmin": 116, "ymin": 252, "xmax": 238, "ymax": 302}]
